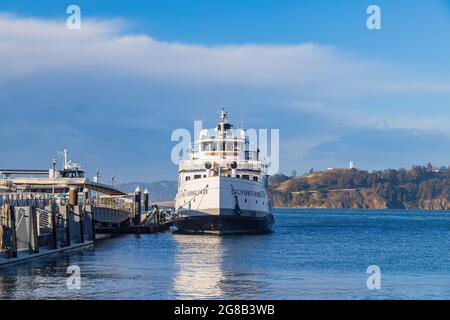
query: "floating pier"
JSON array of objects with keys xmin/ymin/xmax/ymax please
[
  {"xmin": 0, "ymin": 198, "xmax": 94, "ymax": 267},
  {"xmin": 93, "ymin": 187, "xmax": 173, "ymax": 234},
  {"xmin": 1, "ymin": 173, "xmax": 173, "ymax": 267}
]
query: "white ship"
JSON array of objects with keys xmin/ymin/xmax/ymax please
[{"xmin": 174, "ymin": 109, "xmax": 275, "ymax": 234}]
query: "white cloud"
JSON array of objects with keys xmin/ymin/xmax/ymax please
[
  {"xmin": 1, "ymin": 13, "xmax": 450, "ymax": 179},
  {"xmin": 2, "ymin": 13, "xmax": 450, "ymax": 126},
  {"xmin": 1, "ymin": 13, "xmax": 443, "ymax": 96}
]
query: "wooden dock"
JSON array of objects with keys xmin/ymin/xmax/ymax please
[
  {"xmin": 1, "ymin": 185, "xmax": 173, "ymax": 267},
  {"xmin": 1, "ymin": 151, "xmax": 174, "ymax": 266},
  {"xmin": 0, "ymin": 201, "xmax": 95, "ymax": 267}
]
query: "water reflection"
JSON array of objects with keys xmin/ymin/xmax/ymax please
[
  {"xmin": 172, "ymin": 234, "xmax": 270, "ymax": 299},
  {"xmin": 172, "ymin": 235, "xmax": 225, "ymax": 299},
  {"xmin": 0, "ymin": 254, "xmax": 72, "ymax": 299}
]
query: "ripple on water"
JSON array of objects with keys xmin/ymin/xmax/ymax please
[{"xmin": 2, "ymin": 209, "xmax": 450, "ymax": 299}]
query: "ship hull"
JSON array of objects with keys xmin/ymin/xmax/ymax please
[
  {"xmin": 174, "ymin": 210, "xmax": 274, "ymax": 235},
  {"xmin": 175, "ymin": 176, "xmax": 274, "ymax": 235}
]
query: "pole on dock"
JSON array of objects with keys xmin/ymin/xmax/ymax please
[
  {"xmin": 90, "ymin": 204, "xmax": 96, "ymax": 242},
  {"xmin": 50, "ymin": 202, "xmax": 58, "ymax": 249},
  {"xmin": 79, "ymin": 188, "xmax": 89, "ymax": 243},
  {"xmin": 65, "ymin": 204, "xmax": 71, "ymax": 247},
  {"xmin": 28, "ymin": 206, "xmax": 39, "ymax": 253},
  {"xmin": 69, "ymin": 188, "xmax": 78, "ymax": 207},
  {"xmin": 143, "ymin": 189, "xmax": 149, "ymax": 213},
  {"xmin": 8, "ymin": 205, "xmax": 18, "ymax": 258},
  {"xmin": 134, "ymin": 186, "xmax": 141, "ymax": 225},
  {"xmin": 83, "ymin": 188, "xmax": 89, "ymax": 205},
  {"xmin": 70, "ymin": 187, "xmax": 84, "ymax": 243},
  {"xmin": 78, "ymin": 205, "xmax": 84, "ymax": 243},
  {"xmin": 69, "ymin": 188, "xmax": 82, "ymax": 243},
  {"xmin": 83, "ymin": 187, "xmax": 94, "ymax": 242},
  {"xmin": 156, "ymin": 205, "xmax": 160, "ymax": 228}
]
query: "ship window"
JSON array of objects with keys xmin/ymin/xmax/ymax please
[
  {"xmin": 226, "ymin": 142, "xmax": 234, "ymax": 151},
  {"xmin": 245, "ymin": 199, "xmax": 247, "ymax": 203},
  {"xmin": 216, "ymin": 142, "xmax": 226, "ymax": 151},
  {"xmin": 68, "ymin": 172, "xmax": 76, "ymax": 178},
  {"xmin": 194, "ymin": 175, "xmax": 201, "ymax": 179},
  {"xmin": 242, "ymin": 175, "xmax": 250, "ymax": 180},
  {"xmin": 253, "ymin": 176, "xmax": 258, "ymax": 181},
  {"xmin": 236, "ymin": 175, "xmax": 240, "ymax": 178},
  {"xmin": 185, "ymin": 176, "xmax": 191, "ymax": 181},
  {"xmin": 202, "ymin": 143, "xmax": 211, "ymax": 151},
  {"xmin": 211, "ymin": 142, "xmax": 217, "ymax": 151}
]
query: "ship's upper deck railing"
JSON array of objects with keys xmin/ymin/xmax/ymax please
[{"xmin": 179, "ymin": 160, "xmax": 266, "ymax": 173}]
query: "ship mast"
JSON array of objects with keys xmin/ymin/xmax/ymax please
[{"xmin": 218, "ymin": 107, "xmax": 230, "ymax": 137}]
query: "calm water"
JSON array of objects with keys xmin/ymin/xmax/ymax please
[{"xmin": 2, "ymin": 208, "xmax": 450, "ymax": 300}]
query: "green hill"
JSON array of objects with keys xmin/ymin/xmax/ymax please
[{"xmin": 269, "ymin": 164, "xmax": 450, "ymax": 209}]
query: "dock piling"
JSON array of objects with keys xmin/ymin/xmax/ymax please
[
  {"xmin": 50, "ymin": 202, "xmax": 58, "ymax": 249},
  {"xmin": 9, "ymin": 205, "xmax": 18, "ymax": 258},
  {"xmin": 69, "ymin": 188, "xmax": 84, "ymax": 243},
  {"xmin": 79, "ymin": 205, "xmax": 84, "ymax": 243},
  {"xmin": 65, "ymin": 204, "xmax": 71, "ymax": 247},
  {"xmin": 134, "ymin": 186, "xmax": 141, "ymax": 225},
  {"xmin": 143, "ymin": 189, "xmax": 149, "ymax": 213},
  {"xmin": 82, "ymin": 188, "xmax": 90, "ymax": 242},
  {"xmin": 69, "ymin": 188, "xmax": 78, "ymax": 207},
  {"xmin": 28, "ymin": 207, "xmax": 39, "ymax": 253}
]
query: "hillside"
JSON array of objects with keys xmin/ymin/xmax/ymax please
[{"xmin": 269, "ymin": 164, "xmax": 450, "ymax": 209}]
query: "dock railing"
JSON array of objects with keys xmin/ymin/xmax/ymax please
[
  {"xmin": 92, "ymin": 195, "xmax": 134, "ymax": 215},
  {"xmin": 0, "ymin": 193, "xmax": 50, "ymax": 208}
]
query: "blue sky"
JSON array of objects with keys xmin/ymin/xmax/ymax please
[{"xmin": 1, "ymin": 0, "xmax": 450, "ymax": 182}]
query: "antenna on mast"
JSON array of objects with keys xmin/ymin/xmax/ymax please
[
  {"xmin": 56, "ymin": 148, "xmax": 68, "ymax": 170},
  {"xmin": 219, "ymin": 107, "xmax": 228, "ymax": 123},
  {"xmin": 63, "ymin": 147, "xmax": 69, "ymax": 170}
]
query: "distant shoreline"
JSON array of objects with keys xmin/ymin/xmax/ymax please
[
  {"xmin": 273, "ymin": 206, "xmax": 450, "ymax": 211},
  {"xmin": 269, "ymin": 164, "xmax": 450, "ymax": 210}
]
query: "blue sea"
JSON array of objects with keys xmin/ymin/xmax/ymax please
[{"xmin": 2, "ymin": 208, "xmax": 450, "ymax": 300}]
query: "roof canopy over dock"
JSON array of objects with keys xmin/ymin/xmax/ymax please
[{"xmin": 0, "ymin": 177, "xmax": 126, "ymax": 196}]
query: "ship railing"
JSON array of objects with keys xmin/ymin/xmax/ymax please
[{"xmin": 179, "ymin": 161, "xmax": 264, "ymax": 172}]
